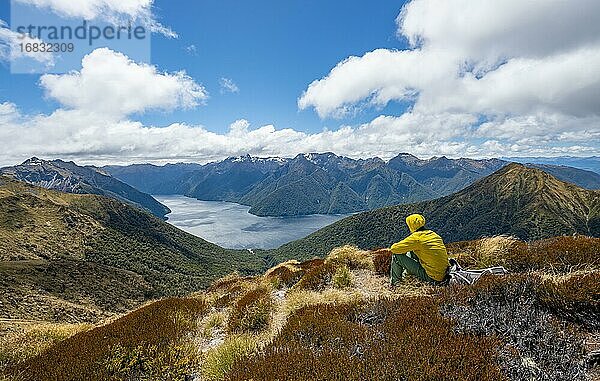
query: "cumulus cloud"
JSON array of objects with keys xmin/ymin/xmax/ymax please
[
  {"xmin": 219, "ymin": 77, "xmax": 239, "ymax": 94},
  {"xmin": 399, "ymin": 0, "xmax": 600, "ymax": 62},
  {"xmin": 39, "ymin": 48, "xmax": 207, "ymax": 118},
  {"xmin": 0, "ymin": 20, "xmax": 55, "ymax": 67},
  {"xmin": 2, "ymin": 1, "xmax": 600, "ymax": 167},
  {"xmin": 14, "ymin": 0, "xmax": 176, "ymax": 37},
  {"xmin": 298, "ymin": 0, "xmax": 600, "ymax": 155},
  {"xmin": 2, "ymin": 98, "xmax": 593, "ymax": 167}
]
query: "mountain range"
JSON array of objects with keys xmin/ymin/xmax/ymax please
[
  {"xmin": 265, "ymin": 163, "xmax": 600, "ymax": 264},
  {"xmin": 506, "ymin": 156, "xmax": 600, "ymax": 175},
  {"xmin": 105, "ymin": 153, "xmax": 513, "ymax": 216},
  {"xmin": 2, "ymin": 159, "xmax": 600, "ymax": 321},
  {"xmin": 0, "ymin": 176, "xmax": 265, "ymax": 322},
  {"xmin": 3, "ymin": 154, "xmax": 599, "ymax": 220},
  {"xmin": 0, "ymin": 157, "xmax": 171, "ymax": 218},
  {"xmin": 104, "ymin": 153, "xmax": 600, "ymax": 217}
]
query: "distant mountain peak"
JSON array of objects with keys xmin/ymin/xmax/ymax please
[
  {"xmin": 227, "ymin": 154, "xmax": 287, "ymax": 165},
  {"xmin": 2, "ymin": 157, "xmax": 170, "ymax": 218},
  {"xmin": 102, "ymin": 153, "xmax": 598, "ymax": 218},
  {"xmin": 22, "ymin": 156, "xmax": 44, "ymax": 165},
  {"xmin": 493, "ymin": 162, "xmax": 554, "ymax": 179}
]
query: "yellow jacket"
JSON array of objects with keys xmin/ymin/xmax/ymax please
[{"xmin": 390, "ymin": 230, "xmax": 449, "ymax": 281}]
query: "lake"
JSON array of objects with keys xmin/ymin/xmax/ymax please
[{"xmin": 154, "ymin": 195, "xmax": 348, "ymax": 249}]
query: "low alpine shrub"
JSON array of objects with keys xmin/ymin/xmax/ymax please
[{"xmin": 227, "ymin": 285, "xmax": 273, "ymax": 333}]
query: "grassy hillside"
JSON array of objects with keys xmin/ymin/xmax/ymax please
[
  {"xmin": 527, "ymin": 163, "xmax": 600, "ymax": 189},
  {"xmin": 0, "ymin": 176, "xmax": 266, "ymax": 322},
  {"xmin": 4, "ymin": 236, "xmax": 598, "ymax": 380},
  {"xmin": 265, "ymin": 163, "xmax": 600, "ymax": 264}
]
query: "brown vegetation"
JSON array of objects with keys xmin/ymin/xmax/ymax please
[
  {"xmin": 226, "ymin": 297, "xmax": 504, "ymax": 381},
  {"xmin": 448, "ymin": 235, "xmax": 600, "ymax": 272},
  {"xmin": 7, "ymin": 297, "xmax": 208, "ymax": 380},
  {"xmin": 3, "ymin": 235, "xmax": 598, "ymax": 380},
  {"xmin": 227, "ymin": 285, "xmax": 273, "ymax": 334},
  {"xmin": 440, "ymin": 274, "xmax": 590, "ymax": 380},
  {"xmin": 291, "ymin": 261, "xmax": 337, "ymax": 291},
  {"xmin": 371, "ymin": 248, "xmax": 392, "ymax": 275}
]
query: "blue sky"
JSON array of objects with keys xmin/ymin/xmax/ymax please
[
  {"xmin": 0, "ymin": 0, "xmax": 408, "ymax": 133},
  {"xmin": 0, "ymin": 0, "xmax": 598, "ymax": 165}
]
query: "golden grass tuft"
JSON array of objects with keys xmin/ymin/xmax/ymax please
[
  {"xmin": 451, "ymin": 235, "xmax": 519, "ymax": 269},
  {"xmin": 6, "ymin": 297, "xmax": 208, "ymax": 380},
  {"xmin": 325, "ymin": 245, "xmax": 374, "ymax": 270},
  {"xmin": 201, "ymin": 334, "xmax": 258, "ymax": 381},
  {"xmin": 283, "ymin": 288, "xmax": 364, "ymax": 316},
  {"xmin": 264, "ymin": 259, "xmax": 300, "ymax": 277},
  {"xmin": 263, "ymin": 260, "xmax": 304, "ymax": 288},
  {"xmin": 474, "ymin": 235, "xmax": 519, "ymax": 267},
  {"xmin": 0, "ymin": 321, "xmax": 92, "ymax": 371},
  {"xmin": 332, "ymin": 265, "xmax": 353, "ymax": 288}
]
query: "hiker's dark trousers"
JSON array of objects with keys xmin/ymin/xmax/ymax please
[{"xmin": 390, "ymin": 251, "xmax": 437, "ymax": 285}]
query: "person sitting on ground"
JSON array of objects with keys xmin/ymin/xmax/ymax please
[{"xmin": 389, "ymin": 214, "xmax": 449, "ymax": 286}]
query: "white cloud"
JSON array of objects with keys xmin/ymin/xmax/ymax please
[
  {"xmin": 185, "ymin": 44, "xmax": 198, "ymax": 56},
  {"xmin": 298, "ymin": 48, "xmax": 453, "ymax": 118},
  {"xmin": 2, "ymin": 99, "xmax": 596, "ymax": 167},
  {"xmin": 219, "ymin": 77, "xmax": 239, "ymax": 94},
  {"xmin": 14, "ymin": 0, "xmax": 177, "ymax": 37},
  {"xmin": 39, "ymin": 48, "xmax": 208, "ymax": 118},
  {"xmin": 399, "ymin": 0, "xmax": 600, "ymax": 62},
  {"xmin": 298, "ymin": 0, "xmax": 600, "ymax": 155},
  {"xmin": 0, "ymin": 102, "xmax": 20, "ymax": 124},
  {"xmin": 2, "ymin": 3, "xmax": 600, "ymax": 167},
  {"xmin": 418, "ymin": 46, "xmax": 600, "ymax": 118},
  {"xmin": 0, "ymin": 19, "xmax": 55, "ymax": 67}
]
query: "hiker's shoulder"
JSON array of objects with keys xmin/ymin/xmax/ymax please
[{"xmin": 418, "ymin": 230, "xmax": 443, "ymax": 239}]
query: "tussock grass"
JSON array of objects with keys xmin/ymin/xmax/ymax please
[
  {"xmin": 332, "ymin": 265, "xmax": 353, "ymax": 288},
  {"xmin": 283, "ymin": 289, "xmax": 364, "ymax": 316},
  {"xmin": 208, "ymin": 273, "xmax": 259, "ymax": 309},
  {"xmin": 199, "ymin": 310, "xmax": 227, "ymax": 339},
  {"xmin": 448, "ymin": 235, "xmax": 519, "ymax": 269},
  {"xmin": 515, "ymin": 236, "xmax": 600, "ymax": 272},
  {"xmin": 475, "ymin": 235, "xmax": 519, "ymax": 268},
  {"xmin": 201, "ymin": 334, "xmax": 258, "ymax": 381},
  {"xmin": 5, "ymin": 236, "xmax": 598, "ymax": 380},
  {"xmin": 371, "ymin": 248, "xmax": 392, "ymax": 275},
  {"xmin": 227, "ymin": 285, "xmax": 273, "ymax": 334},
  {"xmin": 264, "ymin": 260, "xmax": 304, "ymax": 288},
  {"xmin": 296, "ymin": 258, "xmax": 325, "ymax": 271},
  {"xmin": 6, "ymin": 297, "xmax": 208, "ymax": 380},
  {"xmin": 0, "ymin": 322, "xmax": 91, "ymax": 371},
  {"xmin": 325, "ymin": 245, "xmax": 374, "ymax": 270},
  {"xmin": 291, "ymin": 262, "xmax": 337, "ymax": 291},
  {"xmin": 448, "ymin": 235, "xmax": 600, "ymax": 272},
  {"xmin": 207, "ymin": 272, "xmax": 258, "ymax": 294}
]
